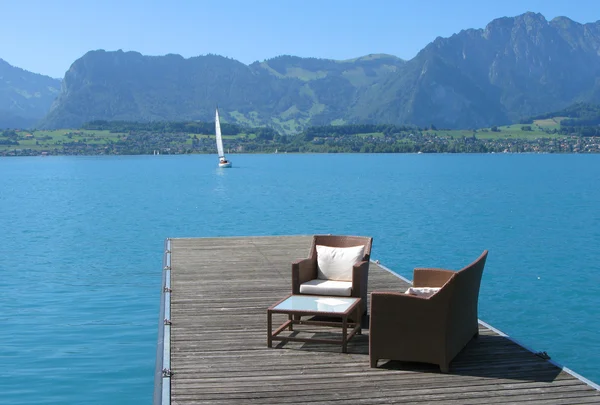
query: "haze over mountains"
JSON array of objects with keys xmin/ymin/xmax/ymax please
[{"xmin": 2, "ymin": 12, "xmax": 600, "ymax": 133}]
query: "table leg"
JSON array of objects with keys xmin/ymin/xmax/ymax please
[
  {"xmin": 288, "ymin": 314, "xmax": 293, "ymax": 331},
  {"xmin": 267, "ymin": 310, "xmax": 272, "ymax": 348},
  {"xmin": 356, "ymin": 305, "xmax": 362, "ymax": 335}
]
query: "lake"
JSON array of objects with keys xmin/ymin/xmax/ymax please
[{"xmin": 1, "ymin": 153, "xmax": 599, "ymax": 404}]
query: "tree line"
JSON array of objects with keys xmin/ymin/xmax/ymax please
[
  {"xmin": 81, "ymin": 119, "xmax": 279, "ymax": 138},
  {"xmin": 521, "ymin": 102, "xmax": 600, "ymax": 127}
]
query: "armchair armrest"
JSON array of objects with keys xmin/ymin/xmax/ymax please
[
  {"xmin": 352, "ymin": 260, "xmax": 369, "ymax": 289},
  {"xmin": 352, "ymin": 260, "xmax": 370, "ymax": 313},
  {"xmin": 291, "ymin": 257, "xmax": 317, "ymax": 294},
  {"xmin": 413, "ymin": 267, "xmax": 455, "ymax": 288}
]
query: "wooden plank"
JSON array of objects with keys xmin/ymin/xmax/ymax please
[{"xmin": 166, "ymin": 236, "xmax": 600, "ymax": 404}]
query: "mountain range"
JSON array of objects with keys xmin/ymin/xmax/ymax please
[
  {"xmin": 2, "ymin": 12, "xmax": 600, "ymax": 133},
  {"xmin": 0, "ymin": 58, "xmax": 61, "ymax": 128}
]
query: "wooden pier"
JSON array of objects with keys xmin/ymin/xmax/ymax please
[{"xmin": 155, "ymin": 235, "xmax": 600, "ymax": 404}]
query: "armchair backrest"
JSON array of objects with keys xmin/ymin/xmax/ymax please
[
  {"xmin": 446, "ymin": 250, "xmax": 488, "ymax": 350},
  {"xmin": 309, "ymin": 235, "xmax": 373, "ymax": 262}
]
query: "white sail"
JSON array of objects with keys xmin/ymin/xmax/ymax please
[{"xmin": 215, "ymin": 108, "xmax": 225, "ymax": 159}]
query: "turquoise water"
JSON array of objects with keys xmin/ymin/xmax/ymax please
[{"xmin": 1, "ymin": 153, "xmax": 599, "ymax": 403}]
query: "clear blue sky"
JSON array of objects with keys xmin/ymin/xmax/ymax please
[{"xmin": 2, "ymin": 0, "xmax": 599, "ymax": 78}]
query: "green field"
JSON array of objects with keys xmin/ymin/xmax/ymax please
[
  {"xmin": 427, "ymin": 117, "xmax": 568, "ymax": 140},
  {"xmin": 356, "ymin": 132, "xmax": 385, "ymax": 138},
  {"xmin": 0, "ymin": 129, "xmax": 128, "ymax": 151},
  {"xmin": 0, "ymin": 129, "xmax": 255, "ymax": 152},
  {"xmin": 532, "ymin": 117, "xmax": 564, "ymax": 129}
]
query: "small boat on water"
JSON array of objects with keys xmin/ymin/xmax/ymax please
[{"xmin": 215, "ymin": 108, "xmax": 232, "ymax": 168}]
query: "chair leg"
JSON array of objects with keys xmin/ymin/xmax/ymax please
[
  {"xmin": 370, "ymin": 357, "xmax": 378, "ymax": 368},
  {"xmin": 440, "ymin": 363, "xmax": 449, "ymax": 373}
]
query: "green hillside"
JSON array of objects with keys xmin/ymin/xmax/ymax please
[{"xmin": 0, "ymin": 58, "xmax": 61, "ymax": 128}]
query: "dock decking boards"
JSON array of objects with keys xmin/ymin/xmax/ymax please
[{"xmin": 167, "ymin": 236, "xmax": 600, "ymax": 404}]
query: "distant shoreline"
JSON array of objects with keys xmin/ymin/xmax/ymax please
[{"xmin": 2, "ymin": 150, "xmax": 599, "ymax": 158}]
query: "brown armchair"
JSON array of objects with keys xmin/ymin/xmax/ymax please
[
  {"xmin": 292, "ymin": 235, "xmax": 373, "ymax": 315},
  {"xmin": 369, "ymin": 250, "xmax": 488, "ymax": 372}
]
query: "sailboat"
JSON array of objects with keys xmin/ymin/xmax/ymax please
[{"xmin": 215, "ymin": 108, "xmax": 232, "ymax": 168}]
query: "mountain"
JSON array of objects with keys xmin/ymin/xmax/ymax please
[
  {"xmin": 40, "ymin": 51, "xmax": 404, "ymax": 132},
  {"xmin": 0, "ymin": 58, "xmax": 61, "ymax": 129},
  {"xmin": 351, "ymin": 12, "xmax": 600, "ymax": 128},
  {"xmin": 32, "ymin": 12, "xmax": 600, "ymax": 131}
]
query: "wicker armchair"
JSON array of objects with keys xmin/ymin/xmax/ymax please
[
  {"xmin": 369, "ymin": 250, "xmax": 488, "ymax": 372},
  {"xmin": 292, "ymin": 235, "xmax": 373, "ymax": 315}
]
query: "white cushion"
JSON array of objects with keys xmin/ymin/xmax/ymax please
[
  {"xmin": 405, "ymin": 287, "xmax": 441, "ymax": 298},
  {"xmin": 316, "ymin": 245, "xmax": 365, "ymax": 281},
  {"xmin": 299, "ymin": 279, "xmax": 353, "ymax": 297}
]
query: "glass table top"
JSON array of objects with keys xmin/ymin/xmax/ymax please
[{"xmin": 272, "ymin": 295, "xmax": 359, "ymax": 313}]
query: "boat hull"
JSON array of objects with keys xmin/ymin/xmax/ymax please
[{"xmin": 218, "ymin": 162, "xmax": 232, "ymax": 168}]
